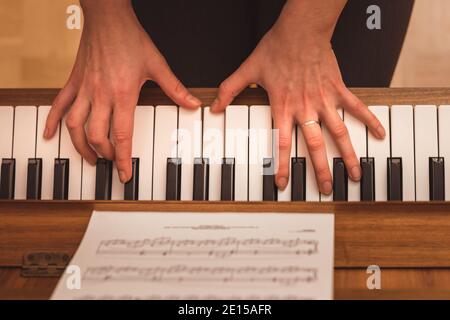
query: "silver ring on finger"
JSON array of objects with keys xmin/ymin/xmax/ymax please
[{"xmin": 300, "ymin": 120, "xmax": 320, "ymax": 128}]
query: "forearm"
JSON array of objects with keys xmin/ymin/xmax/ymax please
[{"xmin": 273, "ymin": 0, "xmax": 347, "ymax": 43}]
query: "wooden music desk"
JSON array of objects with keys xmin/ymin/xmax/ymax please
[{"xmin": 1, "ymin": 201, "xmax": 450, "ymax": 300}]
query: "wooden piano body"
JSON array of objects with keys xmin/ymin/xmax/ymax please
[{"xmin": 1, "ymin": 88, "xmax": 450, "ymax": 300}]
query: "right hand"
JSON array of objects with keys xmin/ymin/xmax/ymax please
[{"xmin": 44, "ymin": 0, "xmax": 201, "ymax": 183}]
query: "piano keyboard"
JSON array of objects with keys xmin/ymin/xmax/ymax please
[{"xmin": 1, "ymin": 88, "xmax": 450, "ymax": 202}]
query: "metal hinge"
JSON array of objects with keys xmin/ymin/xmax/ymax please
[{"xmin": 21, "ymin": 252, "xmax": 71, "ymax": 277}]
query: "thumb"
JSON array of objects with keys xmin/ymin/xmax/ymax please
[
  {"xmin": 152, "ymin": 60, "xmax": 202, "ymax": 109},
  {"xmin": 211, "ymin": 60, "xmax": 255, "ymax": 113}
]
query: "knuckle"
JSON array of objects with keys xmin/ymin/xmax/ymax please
[
  {"xmin": 277, "ymin": 163, "xmax": 289, "ymax": 175},
  {"xmin": 87, "ymin": 131, "xmax": 106, "ymax": 146},
  {"xmin": 115, "ymin": 158, "xmax": 128, "ymax": 168},
  {"xmin": 331, "ymin": 123, "xmax": 348, "ymax": 140},
  {"xmin": 306, "ymin": 134, "xmax": 324, "ymax": 152},
  {"xmin": 65, "ymin": 114, "xmax": 81, "ymax": 130},
  {"xmin": 315, "ymin": 166, "xmax": 330, "ymax": 181},
  {"xmin": 352, "ymin": 101, "xmax": 368, "ymax": 114},
  {"xmin": 112, "ymin": 86, "xmax": 133, "ymax": 104},
  {"xmin": 112, "ymin": 130, "xmax": 131, "ymax": 145},
  {"xmin": 174, "ymin": 79, "xmax": 185, "ymax": 94},
  {"xmin": 171, "ymin": 79, "xmax": 189, "ymax": 100},
  {"xmin": 278, "ymin": 135, "xmax": 291, "ymax": 151}
]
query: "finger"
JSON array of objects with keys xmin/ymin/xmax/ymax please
[
  {"xmin": 86, "ymin": 105, "xmax": 115, "ymax": 160},
  {"xmin": 341, "ymin": 88, "xmax": 385, "ymax": 139},
  {"xmin": 65, "ymin": 97, "xmax": 97, "ymax": 165},
  {"xmin": 321, "ymin": 110, "xmax": 361, "ymax": 181},
  {"xmin": 45, "ymin": 83, "xmax": 77, "ymax": 139},
  {"xmin": 298, "ymin": 118, "xmax": 332, "ymax": 195},
  {"xmin": 211, "ymin": 61, "xmax": 255, "ymax": 113},
  {"xmin": 111, "ymin": 104, "xmax": 135, "ymax": 183},
  {"xmin": 152, "ymin": 61, "xmax": 201, "ymax": 109},
  {"xmin": 272, "ymin": 110, "xmax": 294, "ymax": 190}
]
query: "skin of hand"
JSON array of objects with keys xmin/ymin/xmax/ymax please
[
  {"xmin": 211, "ymin": 0, "xmax": 385, "ymax": 195},
  {"xmin": 44, "ymin": 0, "xmax": 201, "ymax": 183}
]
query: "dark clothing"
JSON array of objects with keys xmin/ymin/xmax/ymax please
[{"xmin": 133, "ymin": 0, "xmax": 414, "ymax": 87}]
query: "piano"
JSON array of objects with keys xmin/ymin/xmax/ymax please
[{"xmin": 1, "ymin": 87, "xmax": 450, "ymax": 299}]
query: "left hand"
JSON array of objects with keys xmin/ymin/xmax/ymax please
[{"xmin": 210, "ymin": 23, "xmax": 385, "ymax": 194}]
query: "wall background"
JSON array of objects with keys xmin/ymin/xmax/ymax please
[{"xmin": 0, "ymin": 0, "xmax": 449, "ymax": 88}]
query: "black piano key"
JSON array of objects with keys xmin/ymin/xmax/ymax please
[
  {"xmin": 0, "ymin": 159, "xmax": 15, "ymax": 200},
  {"xmin": 333, "ymin": 158, "xmax": 348, "ymax": 201},
  {"xmin": 291, "ymin": 157, "xmax": 306, "ymax": 201},
  {"xmin": 193, "ymin": 158, "xmax": 209, "ymax": 201},
  {"xmin": 429, "ymin": 157, "xmax": 445, "ymax": 201},
  {"xmin": 26, "ymin": 158, "xmax": 42, "ymax": 200},
  {"xmin": 166, "ymin": 157, "xmax": 181, "ymax": 200},
  {"xmin": 221, "ymin": 158, "xmax": 235, "ymax": 201},
  {"xmin": 360, "ymin": 157, "xmax": 375, "ymax": 201},
  {"xmin": 124, "ymin": 158, "xmax": 139, "ymax": 200},
  {"xmin": 95, "ymin": 158, "xmax": 113, "ymax": 200},
  {"xmin": 263, "ymin": 158, "xmax": 277, "ymax": 201},
  {"xmin": 53, "ymin": 158, "xmax": 69, "ymax": 200},
  {"xmin": 388, "ymin": 157, "xmax": 403, "ymax": 201}
]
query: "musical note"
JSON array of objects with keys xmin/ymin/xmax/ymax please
[
  {"xmin": 83, "ymin": 265, "xmax": 318, "ymax": 286},
  {"xmin": 96, "ymin": 237, "xmax": 318, "ymax": 258}
]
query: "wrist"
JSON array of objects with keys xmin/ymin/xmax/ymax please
[
  {"xmin": 273, "ymin": 0, "xmax": 347, "ymax": 44},
  {"xmin": 80, "ymin": 0, "xmax": 134, "ymax": 24}
]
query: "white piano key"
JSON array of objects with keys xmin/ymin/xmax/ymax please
[
  {"xmin": 60, "ymin": 116, "xmax": 82, "ymax": 200},
  {"xmin": 321, "ymin": 109, "xmax": 343, "ymax": 202},
  {"xmin": 0, "ymin": 106, "xmax": 14, "ymax": 198},
  {"xmin": 0, "ymin": 107, "xmax": 14, "ymax": 160},
  {"xmin": 391, "ymin": 105, "xmax": 415, "ymax": 201},
  {"xmin": 439, "ymin": 105, "xmax": 450, "ymax": 201},
  {"xmin": 134, "ymin": 106, "xmax": 154, "ymax": 200},
  {"xmin": 297, "ymin": 127, "xmax": 320, "ymax": 201},
  {"xmin": 13, "ymin": 106, "xmax": 37, "ymax": 199},
  {"xmin": 81, "ymin": 159, "xmax": 96, "ymax": 200},
  {"xmin": 111, "ymin": 106, "xmax": 155, "ymax": 200},
  {"xmin": 278, "ymin": 129, "xmax": 296, "ymax": 201},
  {"xmin": 368, "ymin": 106, "xmax": 390, "ymax": 201},
  {"xmin": 152, "ymin": 105, "xmax": 178, "ymax": 200},
  {"xmin": 249, "ymin": 105, "xmax": 272, "ymax": 201},
  {"xmin": 111, "ymin": 163, "xmax": 123, "ymax": 200},
  {"xmin": 414, "ymin": 105, "xmax": 438, "ymax": 201},
  {"xmin": 345, "ymin": 111, "xmax": 367, "ymax": 201},
  {"xmin": 36, "ymin": 106, "xmax": 60, "ymax": 200},
  {"xmin": 178, "ymin": 107, "xmax": 202, "ymax": 200},
  {"xmin": 225, "ymin": 105, "xmax": 249, "ymax": 201},
  {"xmin": 203, "ymin": 107, "xmax": 224, "ymax": 201}
]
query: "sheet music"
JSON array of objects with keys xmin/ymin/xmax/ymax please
[{"xmin": 51, "ymin": 212, "xmax": 334, "ymax": 300}]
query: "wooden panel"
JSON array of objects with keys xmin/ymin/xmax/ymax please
[
  {"xmin": 1, "ymin": 201, "xmax": 450, "ymax": 268},
  {"xmin": 2, "ymin": 267, "xmax": 450, "ymax": 300},
  {"xmin": 2, "ymin": 87, "xmax": 450, "ymax": 107}
]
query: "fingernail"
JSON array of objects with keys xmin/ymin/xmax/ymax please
[
  {"xmin": 321, "ymin": 181, "xmax": 332, "ymax": 195},
  {"xmin": 350, "ymin": 166, "xmax": 361, "ymax": 181},
  {"xmin": 187, "ymin": 95, "xmax": 201, "ymax": 107},
  {"xmin": 377, "ymin": 125, "xmax": 386, "ymax": 139},
  {"xmin": 89, "ymin": 156, "xmax": 98, "ymax": 166},
  {"xmin": 44, "ymin": 127, "xmax": 49, "ymax": 139},
  {"xmin": 119, "ymin": 170, "xmax": 128, "ymax": 183},
  {"xmin": 277, "ymin": 177, "xmax": 288, "ymax": 190}
]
